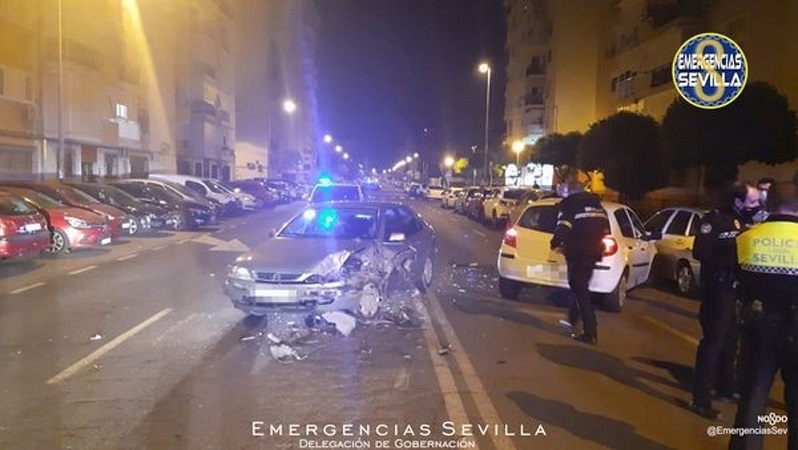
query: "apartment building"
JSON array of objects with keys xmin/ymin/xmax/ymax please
[
  {"xmin": 505, "ymin": 0, "xmax": 798, "ymax": 187},
  {"xmin": 174, "ymin": 0, "xmax": 236, "ymax": 181}
]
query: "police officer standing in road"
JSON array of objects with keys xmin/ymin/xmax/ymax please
[
  {"xmin": 730, "ymin": 181, "xmax": 798, "ymax": 450},
  {"xmin": 550, "ymin": 177, "xmax": 609, "ymax": 345},
  {"xmin": 691, "ymin": 182, "xmax": 762, "ymax": 419}
]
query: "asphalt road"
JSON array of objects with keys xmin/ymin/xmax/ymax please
[{"xmin": 0, "ymin": 189, "xmax": 788, "ymax": 450}]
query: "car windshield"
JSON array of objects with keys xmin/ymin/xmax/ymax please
[
  {"xmin": 58, "ymin": 186, "xmax": 101, "ymax": 204},
  {"xmin": 280, "ymin": 207, "xmax": 378, "ymax": 240},
  {"xmin": 206, "ymin": 179, "xmax": 233, "ymax": 194},
  {"xmin": 160, "ymin": 180, "xmax": 206, "ymax": 200},
  {"xmin": 84, "ymin": 185, "xmax": 139, "ymax": 208},
  {"xmin": 311, "ymin": 185, "xmax": 360, "ymax": 202},
  {"xmin": 0, "ymin": 195, "xmax": 38, "ymax": 215}
]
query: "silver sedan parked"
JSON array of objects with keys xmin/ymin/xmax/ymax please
[
  {"xmin": 644, "ymin": 207, "xmax": 706, "ymax": 295},
  {"xmin": 224, "ymin": 202, "xmax": 436, "ymax": 320}
]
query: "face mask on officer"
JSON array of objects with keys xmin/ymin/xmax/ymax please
[{"xmin": 733, "ymin": 186, "xmax": 762, "ymax": 215}]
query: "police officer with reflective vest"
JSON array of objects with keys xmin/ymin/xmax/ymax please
[
  {"xmin": 730, "ymin": 181, "xmax": 798, "ymax": 450},
  {"xmin": 550, "ymin": 179, "xmax": 609, "ymax": 345},
  {"xmin": 691, "ymin": 182, "xmax": 762, "ymax": 419}
]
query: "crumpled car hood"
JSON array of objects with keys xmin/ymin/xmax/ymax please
[{"xmin": 242, "ymin": 237, "xmax": 372, "ymax": 274}]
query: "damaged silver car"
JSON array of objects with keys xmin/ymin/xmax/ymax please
[{"xmin": 224, "ymin": 202, "xmax": 436, "ymax": 322}]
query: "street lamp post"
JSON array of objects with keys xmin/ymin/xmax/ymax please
[
  {"xmin": 479, "ymin": 63, "xmax": 491, "ymax": 184},
  {"xmin": 57, "ymin": 0, "xmax": 64, "ymax": 180}
]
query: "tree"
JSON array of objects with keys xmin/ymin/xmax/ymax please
[
  {"xmin": 452, "ymin": 157, "xmax": 469, "ymax": 174},
  {"xmin": 578, "ymin": 111, "xmax": 666, "ymax": 200},
  {"xmin": 532, "ymin": 132, "xmax": 583, "ymax": 184},
  {"xmin": 661, "ymin": 81, "xmax": 797, "ymax": 189}
]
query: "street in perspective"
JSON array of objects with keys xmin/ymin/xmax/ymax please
[{"xmin": 1, "ymin": 1, "xmax": 797, "ymax": 450}]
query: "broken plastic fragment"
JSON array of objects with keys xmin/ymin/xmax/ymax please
[
  {"xmin": 358, "ymin": 284, "xmax": 381, "ymax": 317},
  {"xmin": 269, "ymin": 343, "xmax": 306, "ymax": 362},
  {"xmin": 241, "ymin": 336, "xmax": 256, "ymax": 342},
  {"xmin": 437, "ymin": 348, "xmax": 450, "ymax": 356},
  {"xmin": 458, "ymin": 289, "xmax": 466, "ymax": 293},
  {"xmin": 404, "ymin": 354, "xmax": 412, "ymax": 360},
  {"xmin": 89, "ymin": 334, "xmax": 103, "ymax": 341},
  {"xmin": 266, "ymin": 333, "xmax": 282, "ymax": 344},
  {"xmin": 321, "ymin": 311, "xmax": 357, "ymax": 336},
  {"xmin": 469, "ymin": 262, "xmax": 479, "ymax": 267}
]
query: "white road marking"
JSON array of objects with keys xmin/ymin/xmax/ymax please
[
  {"xmin": 393, "ymin": 367, "xmax": 410, "ymax": 391},
  {"xmin": 640, "ymin": 315, "xmax": 699, "ymax": 347},
  {"xmin": 116, "ymin": 253, "xmax": 138, "ymax": 261},
  {"xmin": 46, "ymin": 308, "xmax": 173, "ymax": 385},
  {"xmin": 9, "ymin": 282, "xmax": 46, "ymax": 295},
  {"xmin": 177, "ymin": 238, "xmax": 192, "ymax": 244},
  {"xmin": 426, "ymin": 291, "xmax": 517, "ymax": 450},
  {"xmin": 150, "ymin": 245, "xmax": 166, "ymax": 251},
  {"xmin": 472, "ymin": 229, "xmax": 487, "ymax": 237},
  {"xmin": 69, "ymin": 265, "xmax": 97, "ymax": 275},
  {"xmin": 413, "ymin": 298, "xmax": 471, "ymax": 436}
]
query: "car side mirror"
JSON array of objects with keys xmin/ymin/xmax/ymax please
[
  {"xmin": 388, "ymin": 232, "xmax": 406, "ymax": 242},
  {"xmin": 268, "ymin": 228, "xmax": 277, "ymax": 238}
]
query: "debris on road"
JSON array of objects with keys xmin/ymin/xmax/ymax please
[
  {"xmin": 358, "ymin": 283, "xmax": 381, "ymax": 317},
  {"xmin": 321, "ymin": 311, "xmax": 357, "ymax": 336},
  {"xmin": 240, "ymin": 336, "xmax": 256, "ymax": 342},
  {"xmin": 89, "ymin": 334, "xmax": 103, "ymax": 341},
  {"xmin": 269, "ymin": 343, "xmax": 306, "ymax": 363},
  {"xmin": 437, "ymin": 345, "xmax": 451, "ymax": 356}
]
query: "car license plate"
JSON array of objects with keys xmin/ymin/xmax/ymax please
[
  {"xmin": 254, "ymin": 289, "xmax": 295, "ymax": 298},
  {"xmin": 24, "ymin": 223, "xmax": 42, "ymax": 232},
  {"xmin": 100, "ymin": 237, "xmax": 111, "ymax": 245},
  {"xmin": 121, "ymin": 222, "xmax": 130, "ymax": 229}
]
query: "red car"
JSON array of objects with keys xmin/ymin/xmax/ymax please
[
  {"xmin": 0, "ymin": 191, "xmax": 51, "ymax": 260},
  {"xmin": 4, "ymin": 183, "xmax": 129, "ymax": 238},
  {"xmin": 0, "ymin": 187, "xmax": 111, "ymax": 255}
]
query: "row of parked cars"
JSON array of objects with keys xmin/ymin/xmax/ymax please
[
  {"xmin": 412, "ymin": 184, "xmax": 706, "ymax": 311},
  {"xmin": 0, "ymin": 175, "xmax": 310, "ymax": 260}
]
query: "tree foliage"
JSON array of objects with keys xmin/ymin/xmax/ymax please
[
  {"xmin": 533, "ymin": 132, "xmax": 582, "ymax": 166},
  {"xmin": 578, "ymin": 111, "xmax": 666, "ymax": 200},
  {"xmin": 661, "ymin": 81, "xmax": 797, "ymax": 188},
  {"xmin": 452, "ymin": 157, "xmax": 469, "ymax": 174}
]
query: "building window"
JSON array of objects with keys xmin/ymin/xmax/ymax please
[
  {"xmin": 650, "ymin": 64, "xmax": 672, "ymax": 88},
  {"xmin": 115, "ymin": 103, "xmax": 128, "ymax": 120},
  {"xmin": 194, "ymin": 162, "xmax": 203, "ymax": 177}
]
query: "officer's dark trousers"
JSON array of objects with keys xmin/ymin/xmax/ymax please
[
  {"xmin": 693, "ymin": 276, "xmax": 738, "ymax": 408},
  {"xmin": 730, "ymin": 313, "xmax": 798, "ymax": 450},
  {"xmin": 566, "ymin": 258, "xmax": 597, "ymax": 338}
]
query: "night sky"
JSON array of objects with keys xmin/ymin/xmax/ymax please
[{"xmin": 315, "ymin": 0, "xmax": 507, "ymax": 172}]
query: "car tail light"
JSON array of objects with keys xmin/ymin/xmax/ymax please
[
  {"xmin": 0, "ymin": 219, "xmax": 10, "ymax": 237},
  {"xmin": 503, "ymin": 227, "xmax": 518, "ymax": 248},
  {"xmin": 602, "ymin": 235, "xmax": 618, "ymax": 256}
]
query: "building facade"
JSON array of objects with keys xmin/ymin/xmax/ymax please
[
  {"xmin": 504, "ymin": 0, "xmax": 798, "ymax": 190},
  {"xmin": 233, "ymin": 0, "xmax": 319, "ymax": 183}
]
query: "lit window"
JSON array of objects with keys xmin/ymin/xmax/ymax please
[{"xmin": 115, "ymin": 103, "xmax": 128, "ymax": 120}]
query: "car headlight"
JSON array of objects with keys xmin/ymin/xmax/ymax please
[
  {"xmin": 229, "ymin": 265, "xmax": 254, "ymax": 281},
  {"xmin": 64, "ymin": 216, "xmax": 91, "ymax": 229}
]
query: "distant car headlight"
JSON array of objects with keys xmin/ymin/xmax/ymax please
[
  {"xmin": 64, "ymin": 216, "xmax": 91, "ymax": 229},
  {"xmin": 229, "ymin": 265, "xmax": 254, "ymax": 281}
]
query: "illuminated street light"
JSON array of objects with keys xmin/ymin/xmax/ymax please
[
  {"xmin": 335, "ymin": 145, "xmax": 343, "ymax": 153},
  {"xmin": 512, "ymin": 140, "xmax": 525, "ymax": 166},
  {"xmin": 444, "ymin": 156, "xmax": 455, "ymax": 168},
  {"xmin": 405, "ymin": 156, "xmax": 412, "ymax": 163},
  {"xmin": 323, "ymin": 134, "xmax": 333, "ymax": 144},
  {"xmin": 283, "ymin": 99, "xmax": 297, "ymax": 114},
  {"xmin": 478, "ymin": 62, "xmax": 490, "ymax": 74},
  {"xmin": 343, "ymin": 153, "xmax": 350, "ymax": 160},
  {"xmin": 413, "ymin": 152, "xmax": 419, "ymax": 158}
]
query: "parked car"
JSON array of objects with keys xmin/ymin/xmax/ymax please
[
  {"xmin": 408, "ymin": 183, "xmax": 427, "ymax": 199},
  {"xmin": 309, "ymin": 183, "xmax": 363, "ymax": 203},
  {"xmin": 497, "ymin": 197, "xmax": 660, "ymax": 312},
  {"xmin": 644, "ymin": 207, "xmax": 706, "ymax": 295},
  {"xmin": 204, "ymin": 178, "xmax": 260, "ymax": 211},
  {"xmin": 67, "ymin": 182, "xmax": 174, "ymax": 233},
  {"xmin": 224, "ymin": 202, "xmax": 436, "ymax": 319},
  {"xmin": 1, "ymin": 182, "xmax": 129, "ymax": 238},
  {"xmin": 454, "ymin": 188, "xmax": 481, "ymax": 214},
  {"xmin": 149, "ymin": 174, "xmax": 241, "ymax": 216},
  {"xmin": 441, "ymin": 188, "xmax": 463, "ymax": 209},
  {"xmin": 0, "ymin": 187, "xmax": 111, "ymax": 255},
  {"xmin": 465, "ymin": 188, "xmax": 493, "ymax": 221},
  {"xmin": 226, "ymin": 180, "xmax": 278, "ymax": 207},
  {"xmin": 426, "ymin": 186, "xmax": 445, "ymax": 201},
  {"xmin": 482, "ymin": 187, "xmax": 530, "ymax": 229},
  {"xmin": 111, "ymin": 181, "xmax": 214, "ymax": 230},
  {"xmin": 0, "ymin": 191, "xmax": 51, "ymax": 260}
]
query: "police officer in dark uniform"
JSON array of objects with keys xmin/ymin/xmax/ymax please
[
  {"xmin": 691, "ymin": 182, "xmax": 762, "ymax": 419},
  {"xmin": 730, "ymin": 182, "xmax": 798, "ymax": 450},
  {"xmin": 550, "ymin": 179, "xmax": 609, "ymax": 345}
]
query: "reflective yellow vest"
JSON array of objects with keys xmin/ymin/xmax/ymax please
[{"xmin": 736, "ymin": 221, "xmax": 798, "ymax": 276}]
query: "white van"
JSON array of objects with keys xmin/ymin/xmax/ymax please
[{"xmin": 149, "ymin": 174, "xmax": 239, "ymax": 211}]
